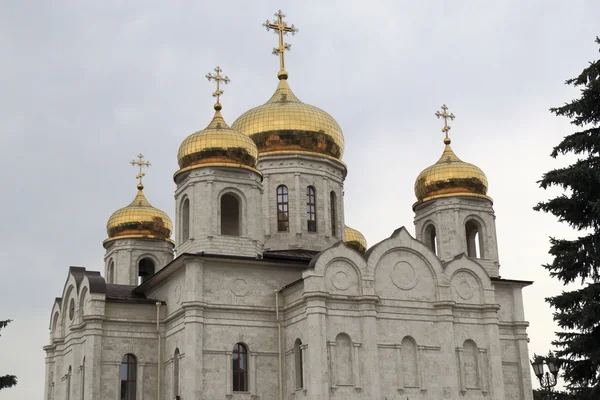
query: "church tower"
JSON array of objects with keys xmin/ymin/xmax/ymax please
[
  {"xmin": 174, "ymin": 67, "xmax": 264, "ymax": 257},
  {"xmin": 232, "ymin": 11, "xmax": 346, "ymax": 252},
  {"xmin": 413, "ymin": 105, "xmax": 500, "ymax": 276},
  {"xmin": 103, "ymin": 154, "xmax": 175, "ymax": 285}
]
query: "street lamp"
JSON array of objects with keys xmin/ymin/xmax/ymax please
[{"xmin": 531, "ymin": 354, "xmax": 559, "ymax": 399}]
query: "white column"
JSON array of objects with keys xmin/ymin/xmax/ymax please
[
  {"xmin": 327, "ymin": 341, "xmax": 336, "ymax": 388},
  {"xmin": 263, "ymin": 176, "xmax": 270, "ymax": 236},
  {"xmin": 294, "ymin": 173, "xmax": 301, "ymax": 236},
  {"xmin": 225, "ymin": 348, "xmax": 232, "ymax": 397},
  {"xmin": 322, "ymin": 177, "xmax": 329, "ymax": 236},
  {"xmin": 250, "ymin": 352, "xmax": 257, "ymax": 395},
  {"xmin": 352, "ymin": 343, "xmax": 361, "ymax": 389},
  {"xmin": 395, "ymin": 344, "xmax": 403, "ymax": 391},
  {"xmin": 478, "ymin": 348, "xmax": 488, "ymax": 394},
  {"xmin": 300, "ymin": 344, "xmax": 308, "ymax": 391},
  {"xmin": 115, "ymin": 364, "xmax": 121, "ymax": 400},
  {"xmin": 207, "ymin": 181, "xmax": 215, "ymax": 234},
  {"xmin": 137, "ymin": 364, "xmax": 144, "ymax": 400},
  {"xmin": 418, "ymin": 345, "xmax": 425, "ymax": 390},
  {"xmin": 456, "ymin": 347, "xmax": 465, "ymax": 393},
  {"xmin": 78, "ymin": 364, "xmax": 84, "ymax": 400}
]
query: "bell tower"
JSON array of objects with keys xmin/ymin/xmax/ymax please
[{"xmin": 413, "ymin": 105, "xmax": 500, "ymax": 277}]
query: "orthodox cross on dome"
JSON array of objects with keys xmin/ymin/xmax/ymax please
[
  {"xmin": 131, "ymin": 153, "xmax": 151, "ymax": 189},
  {"xmin": 263, "ymin": 10, "xmax": 298, "ymax": 79},
  {"xmin": 206, "ymin": 66, "xmax": 230, "ymax": 107},
  {"xmin": 435, "ymin": 104, "xmax": 455, "ymax": 143}
]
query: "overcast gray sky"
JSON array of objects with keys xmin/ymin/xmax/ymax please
[{"xmin": 1, "ymin": 1, "xmax": 599, "ymax": 398}]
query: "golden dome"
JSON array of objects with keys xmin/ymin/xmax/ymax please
[
  {"xmin": 104, "ymin": 184, "xmax": 173, "ymax": 246},
  {"xmin": 176, "ymin": 105, "xmax": 260, "ymax": 178},
  {"xmin": 414, "ymin": 138, "xmax": 489, "ymax": 204},
  {"xmin": 345, "ymin": 225, "xmax": 367, "ymax": 253},
  {"xmin": 231, "ymin": 77, "xmax": 344, "ymax": 160}
]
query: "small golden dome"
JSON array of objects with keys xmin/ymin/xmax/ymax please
[
  {"xmin": 176, "ymin": 106, "xmax": 259, "ymax": 178},
  {"xmin": 105, "ymin": 184, "xmax": 173, "ymax": 245},
  {"xmin": 414, "ymin": 138, "xmax": 489, "ymax": 203},
  {"xmin": 345, "ymin": 225, "xmax": 367, "ymax": 253},
  {"xmin": 231, "ymin": 78, "xmax": 344, "ymax": 160}
]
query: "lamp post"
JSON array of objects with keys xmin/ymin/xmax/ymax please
[{"xmin": 531, "ymin": 354, "xmax": 559, "ymax": 399}]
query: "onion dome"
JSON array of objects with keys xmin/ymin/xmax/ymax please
[
  {"xmin": 104, "ymin": 183, "xmax": 173, "ymax": 246},
  {"xmin": 345, "ymin": 225, "xmax": 367, "ymax": 253},
  {"xmin": 414, "ymin": 137, "xmax": 489, "ymax": 204},
  {"xmin": 231, "ymin": 77, "xmax": 344, "ymax": 160},
  {"xmin": 175, "ymin": 103, "xmax": 259, "ymax": 179}
]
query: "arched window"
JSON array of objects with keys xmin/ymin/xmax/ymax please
[
  {"xmin": 221, "ymin": 193, "xmax": 240, "ymax": 236},
  {"xmin": 424, "ymin": 224, "xmax": 437, "ymax": 255},
  {"xmin": 66, "ymin": 366, "xmax": 71, "ymax": 400},
  {"xmin": 173, "ymin": 348, "xmax": 180, "ymax": 398},
  {"xmin": 463, "ymin": 340, "xmax": 479, "ymax": 389},
  {"xmin": 81, "ymin": 357, "xmax": 85, "ymax": 400},
  {"xmin": 465, "ymin": 220, "xmax": 484, "ymax": 258},
  {"xmin": 138, "ymin": 258, "xmax": 155, "ymax": 285},
  {"xmin": 401, "ymin": 336, "xmax": 419, "ymax": 388},
  {"xmin": 306, "ymin": 186, "xmax": 317, "ymax": 232},
  {"xmin": 294, "ymin": 339, "xmax": 303, "ymax": 389},
  {"xmin": 276, "ymin": 185, "xmax": 289, "ymax": 232},
  {"xmin": 181, "ymin": 198, "xmax": 190, "ymax": 242},
  {"xmin": 232, "ymin": 343, "xmax": 248, "ymax": 392},
  {"xmin": 107, "ymin": 260, "xmax": 115, "ymax": 284},
  {"xmin": 330, "ymin": 191, "xmax": 337, "ymax": 237},
  {"xmin": 335, "ymin": 333, "xmax": 353, "ymax": 385},
  {"xmin": 120, "ymin": 354, "xmax": 137, "ymax": 400}
]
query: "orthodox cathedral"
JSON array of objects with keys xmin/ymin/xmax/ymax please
[{"xmin": 44, "ymin": 11, "xmax": 534, "ymax": 400}]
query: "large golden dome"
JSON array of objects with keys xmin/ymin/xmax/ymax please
[
  {"xmin": 104, "ymin": 184, "xmax": 173, "ymax": 246},
  {"xmin": 231, "ymin": 77, "xmax": 344, "ymax": 160},
  {"xmin": 414, "ymin": 138, "xmax": 489, "ymax": 204},
  {"xmin": 176, "ymin": 105, "xmax": 259, "ymax": 179},
  {"xmin": 345, "ymin": 225, "xmax": 367, "ymax": 253}
]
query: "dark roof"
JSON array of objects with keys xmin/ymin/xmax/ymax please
[
  {"xmin": 491, "ymin": 277, "xmax": 533, "ymax": 286},
  {"xmin": 105, "ymin": 284, "xmax": 165, "ymax": 305},
  {"xmin": 263, "ymin": 249, "xmax": 319, "ymax": 262}
]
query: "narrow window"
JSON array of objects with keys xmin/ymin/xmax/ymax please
[
  {"xmin": 173, "ymin": 348, "xmax": 180, "ymax": 398},
  {"xmin": 330, "ymin": 191, "xmax": 337, "ymax": 237},
  {"xmin": 107, "ymin": 260, "xmax": 115, "ymax": 284},
  {"xmin": 181, "ymin": 198, "xmax": 190, "ymax": 242},
  {"xmin": 232, "ymin": 343, "xmax": 248, "ymax": 392},
  {"xmin": 138, "ymin": 258, "xmax": 155, "ymax": 285},
  {"xmin": 306, "ymin": 186, "xmax": 317, "ymax": 232},
  {"xmin": 120, "ymin": 354, "xmax": 137, "ymax": 400},
  {"xmin": 465, "ymin": 220, "xmax": 484, "ymax": 258},
  {"xmin": 294, "ymin": 339, "xmax": 303, "ymax": 389},
  {"xmin": 276, "ymin": 185, "xmax": 289, "ymax": 232},
  {"xmin": 81, "ymin": 357, "xmax": 85, "ymax": 400},
  {"xmin": 424, "ymin": 224, "xmax": 437, "ymax": 255},
  {"xmin": 66, "ymin": 366, "xmax": 71, "ymax": 400},
  {"xmin": 221, "ymin": 194, "xmax": 240, "ymax": 236}
]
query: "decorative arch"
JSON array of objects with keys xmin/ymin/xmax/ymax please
[
  {"xmin": 335, "ymin": 333, "xmax": 353, "ymax": 385},
  {"xmin": 136, "ymin": 255, "xmax": 157, "ymax": 285},
  {"xmin": 180, "ymin": 196, "xmax": 190, "ymax": 242},
  {"xmin": 462, "ymin": 215, "xmax": 487, "ymax": 259},
  {"xmin": 463, "ymin": 340, "xmax": 479, "ymax": 389},
  {"xmin": 78, "ymin": 287, "xmax": 88, "ymax": 323},
  {"xmin": 107, "ymin": 259, "xmax": 115, "ymax": 284},
  {"xmin": 422, "ymin": 221, "xmax": 437, "ymax": 255},
  {"xmin": 401, "ymin": 336, "xmax": 419, "ymax": 388},
  {"xmin": 61, "ymin": 285, "xmax": 76, "ymax": 336},
  {"xmin": 218, "ymin": 188, "xmax": 247, "ymax": 237}
]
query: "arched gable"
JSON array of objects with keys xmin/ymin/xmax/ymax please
[
  {"xmin": 366, "ymin": 227, "xmax": 447, "ymax": 286},
  {"xmin": 444, "ymin": 254, "xmax": 494, "ymax": 304},
  {"xmin": 303, "ymin": 241, "xmax": 368, "ymax": 295}
]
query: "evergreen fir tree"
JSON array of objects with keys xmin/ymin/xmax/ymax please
[
  {"xmin": 0, "ymin": 319, "xmax": 17, "ymax": 390},
  {"xmin": 534, "ymin": 37, "xmax": 600, "ymax": 396}
]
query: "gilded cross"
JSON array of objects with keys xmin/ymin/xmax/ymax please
[
  {"xmin": 263, "ymin": 10, "xmax": 298, "ymax": 76},
  {"xmin": 435, "ymin": 104, "xmax": 455, "ymax": 139},
  {"xmin": 131, "ymin": 153, "xmax": 151, "ymax": 187},
  {"xmin": 206, "ymin": 66, "xmax": 230, "ymax": 104}
]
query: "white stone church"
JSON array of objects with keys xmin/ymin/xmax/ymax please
[{"xmin": 44, "ymin": 12, "xmax": 534, "ymax": 400}]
